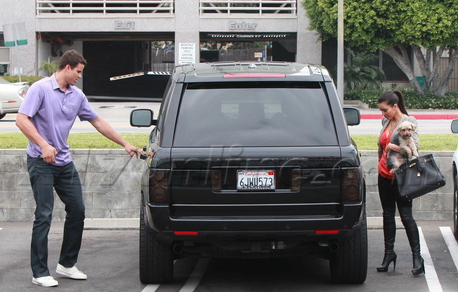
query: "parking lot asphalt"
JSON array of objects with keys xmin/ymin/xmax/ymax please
[
  {"xmin": 0, "ymin": 221, "xmax": 143, "ymax": 292},
  {"xmin": 1, "ymin": 220, "xmax": 456, "ymax": 292}
]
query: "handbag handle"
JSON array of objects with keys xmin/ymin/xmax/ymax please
[
  {"xmin": 408, "ymin": 161, "xmax": 422, "ymax": 173},
  {"xmin": 406, "ymin": 155, "xmax": 429, "ymax": 173},
  {"xmin": 407, "ymin": 156, "xmax": 432, "ymax": 174}
]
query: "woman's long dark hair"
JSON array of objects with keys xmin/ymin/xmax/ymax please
[{"xmin": 378, "ymin": 90, "xmax": 408, "ymax": 115}]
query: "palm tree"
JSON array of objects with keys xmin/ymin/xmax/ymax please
[
  {"xmin": 343, "ymin": 49, "xmax": 386, "ymax": 90},
  {"xmin": 39, "ymin": 56, "xmax": 59, "ymax": 76}
]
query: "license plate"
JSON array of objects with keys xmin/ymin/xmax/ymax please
[{"xmin": 237, "ymin": 170, "xmax": 275, "ymax": 190}]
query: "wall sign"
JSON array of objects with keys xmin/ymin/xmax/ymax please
[
  {"xmin": 115, "ymin": 21, "xmax": 135, "ymax": 30},
  {"xmin": 179, "ymin": 43, "xmax": 196, "ymax": 64},
  {"xmin": 228, "ymin": 21, "xmax": 257, "ymax": 31}
]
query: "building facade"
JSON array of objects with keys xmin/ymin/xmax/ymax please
[{"xmin": 0, "ymin": 0, "xmax": 322, "ymax": 98}]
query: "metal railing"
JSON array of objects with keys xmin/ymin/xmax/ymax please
[
  {"xmin": 200, "ymin": 0, "xmax": 296, "ymax": 17},
  {"xmin": 36, "ymin": 0, "xmax": 174, "ymax": 17}
]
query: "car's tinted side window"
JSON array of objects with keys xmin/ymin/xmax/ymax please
[{"xmin": 173, "ymin": 82, "xmax": 338, "ymax": 147}]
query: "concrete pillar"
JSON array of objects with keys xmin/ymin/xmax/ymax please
[
  {"xmin": 174, "ymin": 0, "xmax": 200, "ymax": 64},
  {"xmin": 296, "ymin": 4, "xmax": 321, "ymax": 64}
]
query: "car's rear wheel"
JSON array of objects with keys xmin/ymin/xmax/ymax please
[
  {"xmin": 329, "ymin": 213, "xmax": 368, "ymax": 284},
  {"xmin": 454, "ymin": 173, "xmax": 458, "ymax": 240},
  {"xmin": 0, "ymin": 113, "xmax": 6, "ymax": 120},
  {"xmin": 139, "ymin": 206, "xmax": 174, "ymax": 284}
]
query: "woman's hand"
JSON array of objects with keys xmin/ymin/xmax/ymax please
[{"xmin": 385, "ymin": 142, "xmax": 401, "ymax": 155}]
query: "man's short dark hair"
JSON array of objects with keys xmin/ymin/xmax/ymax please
[{"xmin": 58, "ymin": 50, "xmax": 87, "ymax": 70}]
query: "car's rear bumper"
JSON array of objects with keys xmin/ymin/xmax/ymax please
[{"xmin": 145, "ymin": 203, "xmax": 365, "ymax": 240}]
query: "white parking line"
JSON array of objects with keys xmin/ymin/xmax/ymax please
[
  {"xmin": 179, "ymin": 258, "xmax": 210, "ymax": 292},
  {"xmin": 419, "ymin": 227, "xmax": 443, "ymax": 292},
  {"xmin": 141, "ymin": 284, "xmax": 160, "ymax": 292},
  {"xmin": 439, "ymin": 226, "xmax": 458, "ymax": 272},
  {"xmin": 140, "ymin": 258, "xmax": 211, "ymax": 292},
  {"xmin": 140, "ymin": 259, "xmax": 176, "ymax": 292}
]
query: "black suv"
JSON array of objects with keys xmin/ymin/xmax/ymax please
[{"xmin": 131, "ymin": 62, "xmax": 367, "ymax": 284}]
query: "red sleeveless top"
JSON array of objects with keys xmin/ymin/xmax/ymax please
[{"xmin": 378, "ymin": 127, "xmax": 395, "ymax": 179}]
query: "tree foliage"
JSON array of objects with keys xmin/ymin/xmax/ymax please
[{"xmin": 302, "ymin": 0, "xmax": 458, "ymax": 95}]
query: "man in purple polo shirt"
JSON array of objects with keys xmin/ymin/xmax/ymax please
[{"xmin": 16, "ymin": 50, "xmax": 143, "ymax": 287}]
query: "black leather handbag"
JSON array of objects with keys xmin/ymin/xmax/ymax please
[{"xmin": 394, "ymin": 154, "xmax": 446, "ymax": 201}]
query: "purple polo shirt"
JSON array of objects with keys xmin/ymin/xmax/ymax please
[{"xmin": 19, "ymin": 74, "xmax": 98, "ymax": 166}]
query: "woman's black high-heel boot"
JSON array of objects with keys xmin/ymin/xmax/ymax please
[
  {"xmin": 404, "ymin": 217, "xmax": 425, "ymax": 275},
  {"xmin": 377, "ymin": 250, "xmax": 397, "ymax": 272},
  {"xmin": 412, "ymin": 255, "xmax": 425, "ymax": 276},
  {"xmin": 377, "ymin": 217, "xmax": 396, "ymax": 272}
]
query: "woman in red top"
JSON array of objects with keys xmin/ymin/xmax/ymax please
[{"xmin": 376, "ymin": 90, "xmax": 424, "ymax": 276}]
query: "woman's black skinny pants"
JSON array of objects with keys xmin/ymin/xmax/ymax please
[{"xmin": 377, "ymin": 175, "xmax": 421, "ymax": 256}]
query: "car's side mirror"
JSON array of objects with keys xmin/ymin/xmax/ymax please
[
  {"xmin": 451, "ymin": 119, "xmax": 458, "ymax": 134},
  {"xmin": 344, "ymin": 107, "xmax": 361, "ymax": 126},
  {"xmin": 130, "ymin": 109, "xmax": 156, "ymax": 127}
]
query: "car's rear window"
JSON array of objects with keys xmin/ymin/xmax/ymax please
[{"xmin": 173, "ymin": 82, "xmax": 338, "ymax": 147}]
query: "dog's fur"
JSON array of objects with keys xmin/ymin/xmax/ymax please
[{"xmin": 387, "ymin": 121, "xmax": 419, "ymax": 173}]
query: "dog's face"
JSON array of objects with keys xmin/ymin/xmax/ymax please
[{"xmin": 398, "ymin": 121, "xmax": 416, "ymax": 139}]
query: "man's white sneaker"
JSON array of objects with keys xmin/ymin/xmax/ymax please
[
  {"xmin": 32, "ymin": 276, "xmax": 58, "ymax": 287},
  {"xmin": 56, "ymin": 264, "xmax": 88, "ymax": 280}
]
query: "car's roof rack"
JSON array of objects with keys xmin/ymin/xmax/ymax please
[{"xmin": 110, "ymin": 62, "xmax": 330, "ymax": 80}]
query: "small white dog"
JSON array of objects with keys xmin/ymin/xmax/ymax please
[{"xmin": 387, "ymin": 121, "xmax": 419, "ymax": 173}]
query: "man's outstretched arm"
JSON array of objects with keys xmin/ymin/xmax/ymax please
[{"xmin": 89, "ymin": 116, "xmax": 143, "ymax": 157}]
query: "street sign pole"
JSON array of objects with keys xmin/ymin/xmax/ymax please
[
  {"xmin": 13, "ymin": 23, "xmax": 20, "ymax": 82},
  {"xmin": 337, "ymin": 0, "xmax": 344, "ymax": 104}
]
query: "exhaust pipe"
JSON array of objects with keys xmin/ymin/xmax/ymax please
[
  {"xmin": 173, "ymin": 243, "xmax": 184, "ymax": 255},
  {"xmin": 329, "ymin": 241, "xmax": 340, "ymax": 252}
]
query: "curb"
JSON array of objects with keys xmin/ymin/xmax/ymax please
[{"xmin": 84, "ymin": 218, "xmax": 139, "ymax": 230}]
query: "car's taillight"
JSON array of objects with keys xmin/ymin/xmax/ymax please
[
  {"xmin": 149, "ymin": 170, "xmax": 170, "ymax": 202},
  {"xmin": 174, "ymin": 231, "xmax": 199, "ymax": 236},
  {"xmin": 342, "ymin": 168, "xmax": 362, "ymax": 201},
  {"xmin": 315, "ymin": 230, "xmax": 340, "ymax": 235},
  {"xmin": 18, "ymin": 88, "xmax": 27, "ymax": 98}
]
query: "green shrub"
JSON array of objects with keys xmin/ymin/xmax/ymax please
[
  {"xmin": 345, "ymin": 88, "xmax": 458, "ymax": 109},
  {"xmin": 1, "ymin": 75, "xmax": 44, "ymax": 85}
]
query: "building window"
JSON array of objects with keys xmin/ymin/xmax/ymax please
[
  {"xmin": 200, "ymin": 33, "xmax": 296, "ymax": 62},
  {"xmin": 200, "ymin": 41, "xmax": 272, "ymax": 62},
  {"xmin": 379, "ymin": 51, "xmax": 409, "ymax": 82}
]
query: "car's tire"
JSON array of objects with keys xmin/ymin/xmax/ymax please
[
  {"xmin": 0, "ymin": 113, "xmax": 6, "ymax": 120},
  {"xmin": 329, "ymin": 213, "xmax": 368, "ymax": 284},
  {"xmin": 454, "ymin": 173, "xmax": 458, "ymax": 240},
  {"xmin": 139, "ymin": 206, "xmax": 174, "ymax": 284}
]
